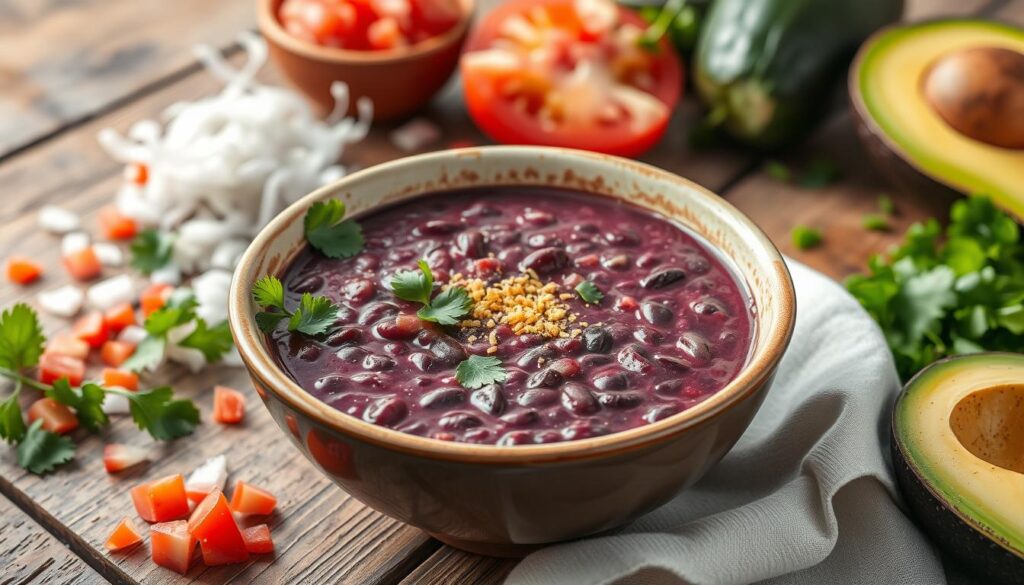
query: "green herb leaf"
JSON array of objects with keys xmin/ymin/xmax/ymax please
[
  {"xmin": 17, "ymin": 420, "xmax": 75, "ymax": 475},
  {"xmin": 390, "ymin": 260, "xmax": 434, "ymax": 305},
  {"xmin": 252, "ymin": 276, "xmax": 285, "ymax": 310},
  {"xmin": 255, "ymin": 312, "xmax": 288, "ymax": 333},
  {"xmin": 143, "ymin": 292, "xmax": 199, "ymax": 336},
  {"xmin": 123, "ymin": 387, "xmax": 200, "ymax": 441},
  {"xmin": 46, "ymin": 379, "xmax": 108, "ymax": 432},
  {"xmin": 130, "ymin": 229, "xmax": 175, "ymax": 275},
  {"xmin": 878, "ymin": 194, "xmax": 895, "ymax": 216},
  {"xmin": 417, "ymin": 287, "xmax": 472, "ymax": 325},
  {"xmin": 179, "ymin": 320, "xmax": 233, "ymax": 362},
  {"xmin": 455, "ymin": 355, "xmax": 507, "ymax": 389},
  {"xmin": 304, "ymin": 199, "xmax": 364, "ymax": 259},
  {"xmin": 798, "ymin": 158, "xmax": 841, "ymax": 188},
  {"xmin": 288, "ymin": 293, "xmax": 339, "ymax": 336},
  {"xmin": 575, "ymin": 281, "xmax": 604, "ymax": 304},
  {"xmin": 0, "ymin": 303, "xmax": 45, "ymax": 371},
  {"xmin": 862, "ymin": 214, "xmax": 890, "ymax": 232},
  {"xmin": 791, "ymin": 225, "xmax": 823, "ymax": 250},
  {"xmin": 765, "ymin": 160, "xmax": 791, "ymax": 182},
  {"xmin": 0, "ymin": 390, "xmax": 26, "ymax": 444},
  {"xmin": 121, "ymin": 336, "xmax": 166, "ymax": 373}
]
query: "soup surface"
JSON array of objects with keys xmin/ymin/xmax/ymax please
[{"xmin": 272, "ymin": 187, "xmax": 753, "ymax": 445}]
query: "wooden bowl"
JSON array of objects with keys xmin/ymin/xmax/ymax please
[
  {"xmin": 229, "ymin": 146, "xmax": 796, "ymax": 556},
  {"xmin": 257, "ymin": 0, "xmax": 474, "ymax": 120}
]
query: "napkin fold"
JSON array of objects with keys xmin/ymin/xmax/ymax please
[{"xmin": 506, "ymin": 260, "xmax": 947, "ymax": 585}]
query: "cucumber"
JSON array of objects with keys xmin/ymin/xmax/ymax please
[{"xmin": 694, "ymin": 0, "xmax": 903, "ymax": 149}]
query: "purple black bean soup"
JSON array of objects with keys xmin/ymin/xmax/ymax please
[{"xmin": 265, "ymin": 187, "xmax": 754, "ymax": 446}]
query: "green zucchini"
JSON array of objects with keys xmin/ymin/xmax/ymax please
[{"xmin": 694, "ymin": 0, "xmax": 904, "ymax": 149}]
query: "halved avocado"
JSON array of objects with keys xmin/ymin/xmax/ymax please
[
  {"xmin": 850, "ymin": 20, "xmax": 1024, "ymax": 220},
  {"xmin": 892, "ymin": 353, "xmax": 1024, "ymax": 585}
]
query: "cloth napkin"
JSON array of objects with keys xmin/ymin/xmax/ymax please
[{"xmin": 505, "ymin": 260, "xmax": 948, "ymax": 585}]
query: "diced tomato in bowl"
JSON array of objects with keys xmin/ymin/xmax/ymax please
[
  {"xmin": 278, "ymin": 0, "xmax": 463, "ymax": 51},
  {"xmin": 242, "ymin": 524, "xmax": 275, "ymax": 554}
]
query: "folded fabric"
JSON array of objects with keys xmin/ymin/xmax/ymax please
[{"xmin": 506, "ymin": 260, "xmax": 948, "ymax": 585}]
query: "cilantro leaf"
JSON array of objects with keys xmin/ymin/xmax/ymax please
[
  {"xmin": 0, "ymin": 390, "xmax": 26, "ymax": 444},
  {"xmin": 46, "ymin": 379, "xmax": 108, "ymax": 432},
  {"xmin": 791, "ymin": 226, "xmax": 823, "ymax": 250},
  {"xmin": 798, "ymin": 158, "xmax": 841, "ymax": 188},
  {"xmin": 288, "ymin": 293, "xmax": 339, "ymax": 336},
  {"xmin": 575, "ymin": 281, "xmax": 604, "ymax": 304},
  {"xmin": 878, "ymin": 194, "xmax": 895, "ymax": 216},
  {"xmin": 130, "ymin": 229, "xmax": 175, "ymax": 275},
  {"xmin": 455, "ymin": 355, "xmax": 507, "ymax": 389},
  {"xmin": 121, "ymin": 336, "xmax": 166, "ymax": 373},
  {"xmin": 862, "ymin": 214, "xmax": 890, "ymax": 232},
  {"xmin": 417, "ymin": 287, "xmax": 472, "ymax": 325},
  {"xmin": 255, "ymin": 312, "xmax": 288, "ymax": 333},
  {"xmin": 304, "ymin": 199, "xmax": 364, "ymax": 259},
  {"xmin": 391, "ymin": 260, "xmax": 434, "ymax": 305},
  {"xmin": 17, "ymin": 420, "xmax": 75, "ymax": 474},
  {"xmin": 252, "ymin": 276, "xmax": 285, "ymax": 310},
  {"xmin": 143, "ymin": 291, "xmax": 198, "ymax": 336},
  {"xmin": 0, "ymin": 303, "xmax": 45, "ymax": 370},
  {"xmin": 179, "ymin": 320, "xmax": 233, "ymax": 362},
  {"xmin": 122, "ymin": 387, "xmax": 200, "ymax": 441}
]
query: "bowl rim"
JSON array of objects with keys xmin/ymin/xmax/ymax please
[
  {"xmin": 229, "ymin": 146, "xmax": 796, "ymax": 464},
  {"xmin": 257, "ymin": 0, "xmax": 476, "ymax": 65}
]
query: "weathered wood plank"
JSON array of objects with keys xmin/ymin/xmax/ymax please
[
  {"xmin": 398, "ymin": 547, "xmax": 516, "ymax": 585},
  {"xmin": 0, "ymin": 495, "xmax": 104, "ymax": 585}
]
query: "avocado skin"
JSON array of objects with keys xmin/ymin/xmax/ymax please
[{"xmin": 891, "ymin": 426, "xmax": 1024, "ymax": 585}]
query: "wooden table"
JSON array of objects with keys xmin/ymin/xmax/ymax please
[{"xmin": 1, "ymin": 0, "xmax": 1019, "ymax": 583}]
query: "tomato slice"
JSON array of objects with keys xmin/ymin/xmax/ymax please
[
  {"xmin": 212, "ymin": 386, "xmax": 246, "ymax": 425},
  {"xmin": 100, "ymin": 340, "xmax": 136, "ymax": 367},
  {"xmin": 242, "ymin": 524, "xmax": 275, "ymax": 555},
  {"xmin": 73, "ymin": 312, "xmax": 110, "ymax": 349},
  {"xmin": 105, "ymin": 517, "xmax": 144, "ymax": 552},
  {"xmin": 46, "ymin": 334, "xmax": 91, "ymax": 360},
  {"xmin": 27, "ymin": 398, "xmax": 79, "ymax": 434},
  {"xmin": 229, "ymin": 481, "xmax": 277, "ymax": 516},
  {"xmin": 151, "ymin": 520, "xmax": 197, "ymax": 575},
  {"xmin": 102, "ymin": 368, "xmax": 139, "ymax": 391},
  {"xmin": 104, "ymin": 303, "xmax": 136, "ymax": 333},
  {"xmin": 460, "ymin": 0, "xmax": 681, "ymax": 156},
  {"xmin": 188, "ymin": 490, "xmax": 249, "ymax": 565},
  {"xmin": 140, "ymin": 283, "xmax": 174, "ymax": 318},
  {"xmin": 63, "ymin": 247, "xmax": 103, "ymax": 281},
  {"xmin": 131, "ymin": 474, "xmax": 190, "ymax": 523},
  {"xmin": 38, "ymin": 353, "xmax": 86, "ymax": 386},
  {"xmin": 98, "ymin": 206, "xmax": 138, "ymax": 241},
  {"xmin": 6, "ymin": 256, "xmax": 43, "ymax": 285}
]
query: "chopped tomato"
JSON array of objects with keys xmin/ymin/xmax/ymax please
[
  {"xmin": 140, "ymin": 283, "xmax": 174, "ymax": 317},
  {"xmin": 100, "ymin": 340, "xmax": 136, "ymax": 367},
  {"xmin": 102, "ymin": 368, "xmax": 139, "ymax": 391},
  {"xmin": 6, "ymin": 256, "xmax": 43, "ymax": 285},
  {"xmin": 151, "ymin": 520, "xmax": 197, "ymax": 575},
  {"xmin": 103, "ymin": 302, "xmax": 136, "ymax": 333},
  {"xmin": 38, "ymin": 353, "xmax": 86, "ymax": 386},
  {"xmin": 63, "ymin": 246, "xmax": 102, "ymax": 281},
  {"xmin": 131, "ymin": 474, "xmax": 190, "ymax": 523},
  {"xmin": 27, "ymin": 398, "xmax": 79, "ymax": 434},
  {"xmin": 278, "ymin": 0, "xmax": 460, "ymax": 51},
  {"xmin": 187, "ymin": 490, "xmax": 249, "ymax": 565},
  {"xmin": 460, "ymin": 0, "xmax": 681, "ymax": 157},
  {"xmin": 242, "ymin": 524, "xmax": 274, "ymax": 555},
  {"xmin": 104, "ymin": 443, "xmax": 149, "ymax": 473},
  {"xmin": 229, "ymin": 481, "xmax": 277, "ymax": 516},
  {"xmin": 105, "ymin": 517, "xmax": 144, "ymax": 552},
  {"xmin": 73, "ymin": 312, "xmax": 110, "ymax": 349},
  {"xmin": 124, "ymin": 163, "xmax": 148, "ymax": 186},
  {"xmin": 45, "ymin": 334, "xmax": 90, "ymax": 360},
  {"xmin": 212, "ymin": 386, "xmax": 246, "ymax": 425},
  {"xmin": 98, "ymin": 206, "xmax": 138, "ymax": 241}
]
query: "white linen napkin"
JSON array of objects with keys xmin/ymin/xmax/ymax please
[{"xmin": 505, "ymin": 260, "xmax": 948, "ymax": 585}]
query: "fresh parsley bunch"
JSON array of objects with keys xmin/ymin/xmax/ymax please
[{"xmin": 846, "ymin": 197, "xmax": 1024, "ymax": 381}]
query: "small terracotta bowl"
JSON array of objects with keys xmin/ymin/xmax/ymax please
[
  {"xmin": 257, "ymin": 0, "xmax": 474, "ymax": 120},
  {"xmin": 229, "ymin": 146, "xmax": 796, "ymax": 557}
]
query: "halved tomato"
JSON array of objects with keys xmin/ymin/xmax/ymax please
[{"xmin": 460, "ymin": 0, "xmax": 681, "ymax": 157}]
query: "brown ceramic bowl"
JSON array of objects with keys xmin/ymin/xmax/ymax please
[
  {"xmin": 257, "ymin": 0, "xmax": 474, "ymax": 120},
  {"xmin": 229, "ymin": 146, "xmax": 796, "ymax": 557}
]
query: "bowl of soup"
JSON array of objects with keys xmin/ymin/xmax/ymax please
[{"xmin": 228, "ymin": 146, "xmax": 795, "ymax": 556}]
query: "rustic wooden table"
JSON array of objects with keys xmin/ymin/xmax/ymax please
[{"xmin": 1, "ymin": 0, "xmax": 1019, "ymax": 583}]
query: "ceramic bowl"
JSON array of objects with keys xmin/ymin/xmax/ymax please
[
  {"xmin": 229, "ymin": 146, "xmax": 796, "ymax": 556},
  {"xmin": 257, "ymin": 0, "xmax": 474, "ymax": 120}
]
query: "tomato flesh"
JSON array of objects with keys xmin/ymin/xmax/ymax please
[
  {"xmin": 212, "ymin": 386, "xmax": 246, "ymax": 425},
  {"xmin": 6, "ymin": 256, "xmax": 43, "ymax": 285},
  {"xmin": 104, "ymin": 303, "xmax": 136, "ymax": 333},
  {"xmin": 73, "ymin": 312, "xmax": 110, "ymax": 349},
  {"xmin": 63, "ymin": 247, "xmax": 102, "ymax": 281},
  {"xmin": 105, "ymin": 517, "xmax": 144, "ymax": 552},
  {"xmin": 151, "ymin": 520, "xmax": 197, "ymax": 575},
  {"xmin": 98, "ymin": 206, "xmax": 138, "ymax": 240},
  {"xmin": 140, "ymin": 283, "xmax": 174, "ymax": 318},
  {"xmin": 46, "ymin": 334, "xmax": 90, "ymax": 360},
  {"xmin": 242, "ymin": 524, "xmax": 275, "ymax": 554},
  {"xmin": 38, "ymin": 353, "xmax": 86, "ymax": 386},
  {"xmin": 229, "ymin": 481, "xmax": 277, "ymax": 516},
  {"xmin": 279, "ymin": 0, "xmax": 461, "ymax": 51},
  {"xmin": 27, "ymin": 398, "xmax": 79, "ymax": 434},
  {"xmin": 131, "ymin": 474, "xmax": 190, "ymax": 523},
  {"xmin": 102, "ymin": 368, "xmax": 139, "ymax": 391},
  {"xmin": 460, "ymin": 0, "xmax": 680, "ymax": 156},
  {"xmin": 101, "ymin": 340, "xmax": 136, "ymax": 367},
  {"xmin": 188, "ymin": 490, "xmax": 249, "ymax": 565}
]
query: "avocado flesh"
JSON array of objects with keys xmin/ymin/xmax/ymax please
[
  {"xmin": 893, "ymin": 353, "xmax": 1024, "ymax": 562},
  {"xmin": 854, "ymin": 20, "xmax": 1024, "ymax": 219}
]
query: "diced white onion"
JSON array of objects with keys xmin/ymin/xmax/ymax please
[
  {"xmin": 118, "ymin": 325, "xmax": 148, "ymax": 345},
  {"xmin": 37, "ymin": 285, "xmax": 85, "ymax": 318},
  {"xmin": 93, "ymin": 243, "xmax": 124, "ymax": 267},
  {"xmin": 186, "ymin": 454, "xmax": 228, "ymax": 496},
  {"xmin": 101, "ymin": 393, "xmax": 131, "ymax": 415},
  {"xmin": 61, "ymin": 232, "xmax": 90, "ymax": 255},
  {"xmin": 87, "ymin": 275, "xmax": 135, "ymax": 311},
  {"xmin": 150, "ymin": 265, "xmax": 182, "ymax": 286},
  {"xmin": 389, "ymin": 118, "xmax": 442, "ymax": 153},
  {"xmin": 39, "ymin": 206, "xmax": 80, "ymax": 234},
  {"xmin": 211, "ymin": 239, "xmax": 249, "ymax": 270},
  {"xmin": 192, "ymin": 269, "xmax": 233, "ymax": 325}
]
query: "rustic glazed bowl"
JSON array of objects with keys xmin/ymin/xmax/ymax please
[
  {"xmin": 257, "ymin": 0, "xmax": 473, "ymax": 120},
  {"xmin": 229, "ymin": 146, "xmax": 796, "ymax": 556}
]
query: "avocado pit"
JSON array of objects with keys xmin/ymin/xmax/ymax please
[{"xmin": 949, "ymin": 383, "xmax": 1024, "ymax": 474}]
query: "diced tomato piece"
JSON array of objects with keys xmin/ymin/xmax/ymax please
[
  {"xmin": 45, "ymin": 333, "xmax": 90, "ymax": 360},
  {"xmin": 242, "ymin": 524, "xmax": 274, "ymax": 555},
  {"xmin": 38, "ymin": 353, "xmax": 85, "ymax": 386},
  {"xmin": 73, "ymin": 311, "xmax": 110, "ymax": 349},
  {"xmin": 102, "ymin": 368, "xmax": 139, "ymax": 391},
  {"xmin": 131, "ymin": 474, "xmax": 190, "ymax": 523},
  {"xmin": 6, "ymin": 256, "xmax": 43, "ymax": 285},
  {"xmin": 105, "ymin": 517, "xmax": 144, "ymax": 552},
  {"xmin": 98, "ymin": 206, "xmax": 138, "ymax": 241},
  {"xmin": 229, "ymin": 481, "xmax": 277, "ymax": 516},
  {"xmin": 124, "ymin": 163, "xmax": 148, "ymax": 186},
  {"xmin": 367, "ymin": 16, "xmax": 407, "ymax": 50},
  {"xmin": 140, "ymin": 283, "xmax": 174, "ymax": 317},
  {"xmin": 151, "ymin": 520, "xmax": 196, "ymax": 575},
  {"xmin": 63, "ymin": 247, "xmax": 102, "ymax": 281},
  {"xmin": 103, "ymin": 302, "xmax": 136, "ymax": 333},
  {"xmin": 187, "ymin": 490, "xmax": 249, "ymax": 565},
  {"xmin": 27, "ymin": 398, "xmax": 79, "ymax": 434},
  {"xmin": 103, "ymin": 443, "xmax": 148, "ymax": 473},
  {"xmin": 100, "ymin": 340, "xmax": 136, "ymax": 367},
  {"xmin": 212, "ymin": 386, "xmax": 246, "ymax": 425}
]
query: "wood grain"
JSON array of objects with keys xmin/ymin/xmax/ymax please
[
  {"xmin": 398, "ymin": 547, "xmax": 516, "ymax": 585},
  {"xmin": 0, "ymin": 495, "xmax": 103, "ymax": 585}
]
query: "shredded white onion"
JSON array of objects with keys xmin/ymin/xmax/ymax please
[
  {"xmin": 39, "ymin": 206, "xmax": 80, "ymax": 234},
  {"xmin": 38, "ymin": 285, "xmax": 85, "ymax": 318}
]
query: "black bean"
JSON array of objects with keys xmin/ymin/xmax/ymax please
[
  {"xmin": 290, "ymin": 274, "xmax": 324, "ymax": 294},
  {"xmin": 604, "ymin": 230, "xmax": 641, "ymax": 246},
  {"xmin": 409, "ymin": 352, "xmax": 436, "ymax": 372},
  {"xmin": 654, "ymin": 380, "xmax": 684, "ymax": 396},
  {"xmin": 351, "ymin": 373, "xmax": 389, "ymax": 389},
  {"xmin": 455, "ymin": 230, "xmax": 487, "ymax": 258},
  {"xmin": 643, "ymin": 404, "xmax": 680, "ymax": 423},
  {"xmin": 632, "ymin": 326, "xmax": 664, "ymax": 345},
  {"xmin": 592, "ymin": 369, "xmax": 629, "ymax": 391},
  {"xmin": 520, "ymin": 211, "xmax": 555, "ymax": 226},
  {"xmin": 439, "ymin": 412, "xmax": 483, "ymax": 430},
  {"xmin": 500, "ymin": 409, "xmax": 539, "ymax": 427},
  {"xmin": 470, "ymin": 384, "xmax": 506, "ymax": 416},
  {"xmin": 517, "ymin": 388, "xmax": 559, "ymax": 408},
  {"xmin": 296, "ymin": 344, "xmax": 321, "ymax": 362},
  {"xmin": 462, "ymin": 203, "xmax": 501, "ymax": 218},
  {"xmin": 581, "ymin": 326, "xmax": 614, "ymax": 353},
  {"xmin": 677, "ymin": 332, "xmax": 713, "ymax": 364},
  {"xmin": 363, "ymin": 397, "xmax": 408, "ymax": 426},
  {"xmin": 516, "ymin": 346, "xmax": 554, "ymax": 368},
  {"xmin": 561, "ymin": 422, "xmax": 610, "ymax": 441},
  {"xmin": 429, "ymin": 335, "xmax": 467, "ymax": 366},
  {"xmin": 498, "ymin": 430, "xmax": 535, "ymax": 445},
  {"xmin": 527, "ymin": 233, "xmax": 563, "ymax": 248},
  {"xmin": 692, "ymin": 298, "xmax": 729, "ymax": 316},
  {"xmin": 419, "ymin": 387, "xmax": 467, "ymax": 409},
  {"xmin": 601, "ymin": 255, "xmax": 631, "ymax": 271},
  {"xmin": 344, "ymin": 279, "xmax": 377, "ymax": 303},
  {"xmin": 534, "ymin": 431, "xmax": 563, "ymax": 444},
  {"xmin": 357, "ymin": 301, "xmax": 399, "ymax": 325},
  {"xmin": 326, "ymin": 327, "xmax": 362, "ymax": 347},
  {"xmin": 617, "ymin": 344, "xmax": 654, "ymax": 374},
  {"xmin": 640, "ymin": 267, "xmax": 686, "ymax": 289},
  {"xmin": 519, "ymin": 247, "xmax": 570, "ymax": 275},
  {"xmin": 579, "ymin": 354, "xmax": 613, "ymax": 368},
  {"xmin": 419, "ymin": 219, "xmax": 463, "ymax": 235},
  {"xmin": 337, "ymin": 346, "xmax": 369, "ymax": 363},
  {"xmin": 561, "ymin": 383, "xmax": 599, "ymax": 415},
  {"xmin": 596, "ymin": 391, "xmax": 644, "ymax": 409},
  {"xmin": 526, "ymin": 367, "xmax": 563, "ymax": 389},
  {"xmin": 314, "ymin": 375, "xmax": 347, "ymax": 394},
  {"xmin": 640, "ymin": 301, "xmax": 674, "ymax": 326},
  {"xmin": 655, "ymin": 354, "xmax": 691, "ymax": 372},
  {"xmin": 362, "ymin": 354, "xmax": 396, "ymax": 371}
]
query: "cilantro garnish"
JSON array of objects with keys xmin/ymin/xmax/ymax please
[
  {"xmin": 17, "ymin": 420, "xmax": 75, "ymax": 475},
  {"xmin": 862, "ymin": 214, "xmax": 890, "ymax": 232},
  {"xmin": 46, "ymin": 379, "xmax": 108, "ymax": 432},
  {"xmin": 130, "ymin": 229, "xmax": 175, "ymax": 275},
  {"xmin": 766, "ymin": 158, "xmax": 840, "ymax": 188},
  {"xmin": 878, "ymin": 194, "xmax": 896, "ymax": 216},
  {"xmin": 791, "ymin": 225, "xmax": 823, "ymax": 250},
  {"xmin": 575, "ymin": 281, "xmax": 604, "ymax": 304},
  {"xmin": 252, "ymin": 275, "xmax": 340, "ymax": 336},
  {"xmin": 0, "ymin": 304, "xmax": 45, "ymax": 371},
  {"xmin": 115, "ymin": 386, "xmax": 200, "ymax": 440},
  {"xmin": 455, "ymin": 355, "xmax": 507, "ymax": 389},
  {"xmin": 0, "ymin": 390, "xmax": 26, "ymax": 444},
  {"xmin": 390, "ymin": 261, "xmax": 472, "ymax": 325},
  {"xmin": 304, "ymin": 199, "xmax": 364, "ymax": 259},
  {"xmin": 846, "ymin": 196, "xmax": 1024, "ymax": 381},
  {"xmin": 122, "ymin": 290, "xmax": 232, "ymax": 372}
]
